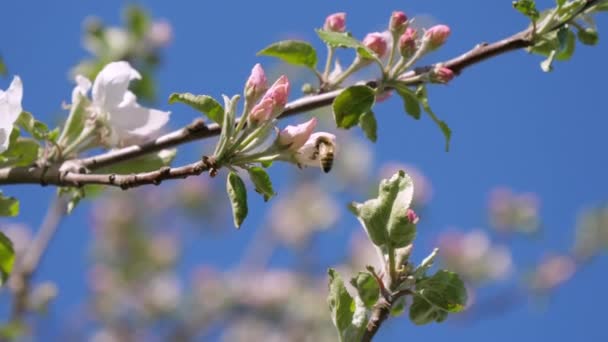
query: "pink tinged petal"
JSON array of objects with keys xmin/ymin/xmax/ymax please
[
  {"xmin": 71, "ymin": 75, "xmax": 92, "ymax": 104},
  {"xmin": 92, "ymin": 61, "xmax": 141, "ymax": 109},
  {"xmin": 432, "ymin": 66, "xmax": 454, "ymax": 84},
  {"xmin": 294, "ymin": 132, "xmax": 337, "ymax": 168},
  {"xmin": 389, "ymin": 11, "xmax": 408, "ymax": 32},
  {"xmin": 268, "ymin": 75, "xmax": 290, "ymax": 109},
  {"xmin": 0, "ymin": 76, "xmax": 23, "ymax": 153},
  {"xmin": 278, "ymin": 117, "xmax": 318, "ymax": 151},
  {"xmin": 399, "ymin": 28, "xmax": 418, "ymax": 57},
  {"xmin": 324, "ymin": 12, "xmax": 346, "ymax": 32},
  {"xmin": 245, "ymin": 63, "xmax": 268, "ymax": 101},
  {"xmin": 248, "ymin": 96, "xmax": 274, "ymax": 124},
  {"xmin": 406, "ymin": 208, "xmax": 419, "ymax": 224},
  {"xmin": 425, "ymin": 25, "xmax": 451, "ymax": 50},
  {"xmin": 362, "ymin": 32, "xmax": 388, "ymax": 58}
]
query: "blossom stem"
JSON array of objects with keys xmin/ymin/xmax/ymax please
[
  {"xmin": 322, "ymin": 45, "xmax": 336, "ymax": 81},
  {"xmin": 61, "ymin": 126, "xmax": 96, "ymax": 157}
]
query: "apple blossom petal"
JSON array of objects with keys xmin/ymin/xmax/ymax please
[
  {"xmin": 92, "ymin": 61, "xmax": 141, "ymax": 109},
  {"xmin": 278, "ymin": 117, "xmax": 317, "ymax": 151},
  {"xmin": 108, "ymin": 102, "xmax": 170, "ymax": 144},
  {"xmin": 71, "ymin": 75, "xmax": 92, "ymax": 104},
  {"xmin": 0, "ymin": 76, "xmax": 23, "ymax": 153}
]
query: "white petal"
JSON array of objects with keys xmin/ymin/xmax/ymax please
[
  {"xmin": 108, "ymin": 101, "xmax": 170, "ymax": 144},
  {"xmin": 71, "ymin": 75, "xmax": 91, "ymax": 104},
  {"xmin": 92, "ymin": 61, "xmax": 141, "ymax": 109},
  {"xmin": 0, "ymin": 76, "xmax": 23, "ymax": 153}
]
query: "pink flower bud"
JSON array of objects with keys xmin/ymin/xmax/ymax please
[
  {"xmin": 406, "ymin": 208, "xmax": 419, "ymax": 224},
  {"xmin": 324, "ymin": 12, "xmax": 346, "ymax": 32},
  {"xmin": 278, "ymin": 117, "xmax": 317, "ymax": 151},
  {"xmin": 389, "ymin": 11, "xmax": 408, "ymax": 33},
  {"xmin": 424, "ymin": 25, "xmax": 451, "ymax": 50},
  {"xmin": 399, "ymin": 27, "xmax": 417, "ymax": 58},
  {"xmin": 248, "ymin": 75, "xmax": 291, "ymax": 125},
  {"xmin": 431, "ymin": 66, "xmax": 454, "ymax": 84},
  {"xmin": 267, "ymin": 75, "xmax": 290, "ymax": 114},
  {"xmin": 362, "ymin": 32, "xmax": 388, "ymax": 58},
  {"xmin": 245, "ymin": 63, "xmax": 268, "ymax": 102},
  {"xmin": 249, "ymin": 97, "xmax": 274, "ymax": 124}
]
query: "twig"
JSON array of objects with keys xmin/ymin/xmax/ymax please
[
  {"xmin": 0, "ymin": 0, "xmax": 599, "ymax": 188},
  {"xmin": 362, "ymin": 289, "xmax": 413, "ymax": 342},
  {"xmin": 0, "ymin": 157, "xmax": 215, "ymax": 189},
  {"xmin": 9, "ymin": 197, "xmax": 67, "ymax": 326}
]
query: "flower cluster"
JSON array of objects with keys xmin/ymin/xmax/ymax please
[{"xmin": 0, "ymin": 76, "xmax": 23, "ymax": 153}]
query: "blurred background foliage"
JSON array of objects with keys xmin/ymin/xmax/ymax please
[{"xmin": 0, "ymin": 2, "xmax": 607, "ymax": 341}]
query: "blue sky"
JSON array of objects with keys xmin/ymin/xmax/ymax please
[{"xmin": 1, "ymin": 1, "xmax": 607, "ymax": 341}]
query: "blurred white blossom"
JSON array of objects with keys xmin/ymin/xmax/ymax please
[{"xmin": 0, "ymin": 76, "xmax": 23, "ymax": 153}]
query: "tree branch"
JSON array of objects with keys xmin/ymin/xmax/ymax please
[
  {"xmin": 9, "ymin": 198, "xmax": 67, "ymax": 325},
  {"xmin": 0, "ymin": 0, "xmax": 599, "ymax": 187}
]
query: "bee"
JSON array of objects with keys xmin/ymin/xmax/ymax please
[{"xmin": 315, "ymin": 136, "xmax": 335, "ymax": 173}]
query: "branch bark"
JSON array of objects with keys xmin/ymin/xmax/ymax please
[{"xmin": 0, "ymin": 0, "xmax": 599, "ymax": 188}]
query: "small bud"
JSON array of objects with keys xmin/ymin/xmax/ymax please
[
  {"xmin": 406, "ymin": 208, "xmax": 419, "ymax": 224},
  {"xmin": 431, "ymin": 66, "xmax": 454, "ymax": 84},
  {"xmin": 324, "ymin": 12, "xmax": 346, "ymax": 32},
  {"xmin": 362, "ymin": 32, "xmax": 388, "ymax": 58},
  {"xmin": 399, "ymin": 27, "xmax": 418, "ymax": 58},
  {"xmin": 148, "ymin": 20, "xmax": 173, "ymax": 48},
  {"xmin": 245, "ymin": 63, "xmax": 268, "ymax": 103},
  {"xmin": 424, "ymin": 25, "xmax": 451, "ymax": 50},
  {"xmin": 389, "ymin": 11, "xmax": 408, "ymax": 34},
  {"xmin": 278, "ymin": 117, "xmax": 317, "ymax": 151},
  {"xmin": 248, "ymin": 75, "xmax": 290, "ymax": 125}
]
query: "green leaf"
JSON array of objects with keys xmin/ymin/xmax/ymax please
[
  {"xmin": 391, "ymin": 296, "xmax": 407, "ymax": 317},
  {"xmin": 247, "ymin": 166, "xmax": 275, "ymax": 201},
  {"xmin": 417, "ymin": 86, "xmax": 452, "ymax": 151},
  {"xmin": 98, "ymin": 149, "xmax": 176, "ymax": 174},
  {"xmin": 350, "ymin": 272, "xmax": 380, "ymax": 308},
  {"xmin": 0, "ymin": 55, "xmax": 7, "ymax": 77},
  {"xmin": 556, "ymin": 0, "xmax": 566, "ymax": 8},
  {"xmin": 0, "ymin": 193, "xmax": 19, "ymax": 217},
  {"xmin": 409, "ymin": 270, "xmax": 467, "ymax": 325},
  {"xmin": 16, "ymin": 112, "xmax": 52, "ymax": 141},
  {"xmin": 227, "ymin": 172, "xmax": 248, "ymax": 228},
  {"xmin": 327, "ymin": 269, "xmax": 368, "ymax": 341},
  {"xmin": 0, "ymin": 128, "xmax": 40, "ymax": 167},
  {"xmin": 414, "ymin": 248, "xmax": 439, "ymax": 279},
  {"xmin": 125, "ymin": 5, "xmax": 150, "ymax": 39},
  {"xmin": 332, "ymin": 85, "xmax": 375, "ymax": 129},
  {"xmin": 392, "ymin": 82, "xmax": 421, "ymax": 119},
  {"xmin": 257, "ymin": 40, "xmax": 317, "ymax": 69},
  {"xmin": 513, "ymin": 0, "xmax": 540, "ymax": 20},
  {"xmin": 169, "ymin": 93, "xmax": 224, "ymax": 124},
  {"xmin": 316, "ymin": 30, "xmax": 363, "ymax": 48},
  {"xmin": 0, "ymin": 232, "xmax": 15, "ymax": 286},
  {"xmin": 349, "ymin": 170, "xmax": 415, "ymax": 248},
  {"xmin": 577, "ymin": 28, "xmax": 599, "ymax": 45},
  {"xmin": 358, "ymin": 110, "xmax": 377, "ymax": 142}
]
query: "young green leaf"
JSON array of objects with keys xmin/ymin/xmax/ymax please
[
  {"xmin": 513, "ymin": 0, "xmax": 540, "ymax": 20},
  {"xmin": 414, "ymin": 248, "xmax": 439, "ymax": 279},
  {"xmin": 226, "ymin": 172, "xmax": 248, "ymax": 228},
  {"xmin": 316, "ymin": 30, "xmax": 362, "ymax": 48},
  {"xmin": 327, "ymin": 269, "xmax": 368, "ymax": 342},
  {"xmin": 332, "ymin": 85, "xmax": 375, "ymax": 129},
  {"xmin": 247, "ymin": 166, "xmax": 275, "ymax": 202},
  {"xmin": 16, "ymin": 112, "xmax": 52, "ymax": 141},
  {"xmin": 257, "ymin": 40, "xmax": 317, "ymax": 69},
  {"xmin": 409, "ymin": 270, "xmax": 467, "ymax": 325},
  {"xmin": 350, "ymin": 170, "xmax": 416, "ymax": 248},
  {"xmin": 577, "ymin": 28, "xmax": 599, "ymax": 45},
  {"xmin": 417, "ymin": 86, "xmax": 452, "ymax": 152},
  {"xmin": 358, "ymin": 110, "xmax": 377, "ymax": 142},
  {"xmin": 125, "ymin": 5, "xmax": 150, "ymax": 39},
  {"xmin": 168, "ymin": 93, "xmax": 224, "ymax": 124},
  {"xmin": 0, "ymin": 232, "xmax": 15, "ymax": 286},
  {"xmin": 0, "ymin": 55, "xmax": 7, "ymax": 77},
  {"xmin": 350, "ymin": 272, "xmax": 380, "ymax": 308},
  {"xmin": 392, "ymin": 81, "xmax": 421, "ymax": 119},
  {"xmin": 0, "ymin": 193, "xmax": 19, "ymax": 217}
]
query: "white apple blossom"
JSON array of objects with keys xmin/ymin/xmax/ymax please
[
  {"xmin": 0, "ymin": 76, "xmax": 23, "ymax": 153},
  {"xmin": 294, "ymin": 132, "xmax": 337, "ymax": 170},
  {"xmin": 75, "ymin": 61, "xmax": 170, "ymax": 146}
]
